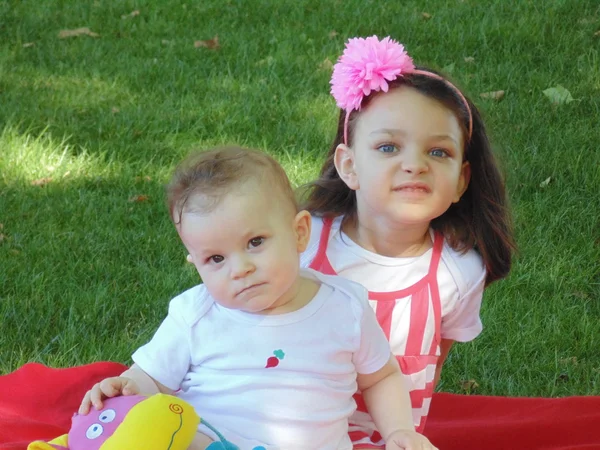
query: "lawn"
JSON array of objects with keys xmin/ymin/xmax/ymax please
[{"xmin": 1, "ymin": 0, "xmax": 599, "ymax": 397}]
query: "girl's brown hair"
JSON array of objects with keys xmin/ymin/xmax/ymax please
[
  {"xmin": 301, "ymin": 69, "xmax": 515, "ymax": 285},
  {"xmin": 168, "ymin": 146, "xmax": 297, "ymax": 224}
]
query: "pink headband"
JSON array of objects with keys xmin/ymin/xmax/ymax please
[{"xmin": 330, "ymin": 36, "xmax": 473, "ymax": 145}]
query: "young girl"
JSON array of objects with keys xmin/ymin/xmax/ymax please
[
  {"xmin": 300, "ymin": 36, "xmax": 515, "ymax": 447},
  {"xmin": 79, "ymin": 147, "xmax": 438, "ymax": 450}
]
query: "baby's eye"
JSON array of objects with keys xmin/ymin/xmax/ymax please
[
  {"xmin": 429, "ymin": 148, "xmax": 449, "ymax": 158},
  {"xmin": 248, "ymin": 237, "xmax": 265, "ymax": 248},
  {"xmin": 208, "ymin": 255, "xmax": 224, "ymax": 264},
  {"xmin": 377, "ymin": 144, "xmax": 398, "ymax": 153}
]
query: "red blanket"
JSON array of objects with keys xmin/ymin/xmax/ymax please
[{"xmin": 1, "ymin": 363, "xmax": 599, "ymax": 449}]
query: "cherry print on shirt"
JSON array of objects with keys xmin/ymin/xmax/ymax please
[{"xmin": 265, "ymin": 349, "xmax": 285, "ymax": 368}]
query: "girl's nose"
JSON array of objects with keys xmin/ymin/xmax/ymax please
[
  {"xmin": 400, "ymin": 148, "xmax": 428, "ymax": 174},
  {"xmin": 230, "ymin": 255, "xmax": 255, "ymax": 279}
]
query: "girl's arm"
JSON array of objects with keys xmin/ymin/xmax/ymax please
[
  {"xmin": 433, "ymin": 339, "xmax": 454, "ymax": 388},
  {"xmin": 121, "ymin": 363, "xmax": 175, "ymax": 395},
  {"xmin": 357, "ymin": 354, "xmax": 414, "ymax": 437},
  {"xmin": 79, "ymin": 364, "xmax": 175, "ymax": 414},
  {"xmin": 358, "ymin": 356, "xmax": 438, "ymax": 449}
]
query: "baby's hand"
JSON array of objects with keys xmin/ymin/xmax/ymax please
[
  {"xmin": 78, "ymin": 376, "xmax": 140, "ymax": 415},
  {"xmin": 385, "ymin": 429, "xmax": 438, "ymax": 450}
]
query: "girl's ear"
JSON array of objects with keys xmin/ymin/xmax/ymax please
[
  {"xmin": 454, "ymin": 161, "xmax": 471, "ymax": 202},
  {"xmin": 334, "ymin": 144, "xmax": 359, "ymax": 190},
  {"xmin": 293, "ymin": 210, "xmax": 312, "ymax": 253}
]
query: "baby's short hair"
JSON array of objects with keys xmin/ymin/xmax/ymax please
[{"xmin": 167, "ymin": 146, "xmax": 297, "ymax": 223}]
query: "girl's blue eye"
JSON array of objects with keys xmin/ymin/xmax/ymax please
[
  {"xmin": 209, "ymin": 255, "xmax": 224, "ymax": 264},
  {"xmin": 378, "ymin": 144, "xmax": 397, "ymax": 153},
  {"xmin": 430, "ymin": 148, "xmax": 448, "ymax": 158},
  {"xmin": 249, "ymin": 237, "xmax": 264, "ymax": 248}
]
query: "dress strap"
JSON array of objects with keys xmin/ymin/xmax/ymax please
[
  {"xmin": 427, "ymin": 232, "xmax": 444, "ymax": 350},
  {"xmin": 427, "ymin": 232, "xmax": 444, "ymax": 276},
  {"xmin": 308, "ymin": 217, "xmax": 337, "ymax": 274},
  {"xmin": 314, "ymin": 217, "xmax": 334, "ymax": 261}
]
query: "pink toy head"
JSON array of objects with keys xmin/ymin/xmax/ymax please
[{"xmin": 67, "ymin": 395, "xmax": 145, "ymax": 449}]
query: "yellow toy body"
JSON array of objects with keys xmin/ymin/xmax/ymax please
[{"xmin": 28, "ymin": 394, "xmax": 200, "ymax": 450}]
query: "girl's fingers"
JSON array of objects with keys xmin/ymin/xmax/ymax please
[
  {"xmin": 78, "ymin": 390, "xmax": 92, "ymax": 415},
  {"xmin": 78, "ymin": 377, "xmax": 138, "ymax": 415},
  {"xmin": 122, "ymin": 378, "xmax": 140, "ymax": 396},
  {"xmin": 89, "ymin": 382, "xmax": 107, "ymax": 410},
  {"xmin": 99, "ymin": 377, "xmax": 122, "ymax": 397}
]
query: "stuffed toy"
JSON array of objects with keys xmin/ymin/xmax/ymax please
[{"xmin": 27, "ymin": 393, "xmax": 241, "ymax": 450}]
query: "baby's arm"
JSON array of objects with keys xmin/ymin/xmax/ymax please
[
  {"xmin": 357, "ymin": 356, "xmax": 438, "ymax": 450},
  {"xmin": 78, "ymin": 363, "xmax": 174, "ymax": 414},
  {"xmin": 357, "ymin": 355, "xmax": 413, "ymax": 437}
]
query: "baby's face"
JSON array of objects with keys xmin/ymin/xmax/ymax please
[{"xmin": 178, "ymin": 188, "xmax": 310, "ymax": 314}]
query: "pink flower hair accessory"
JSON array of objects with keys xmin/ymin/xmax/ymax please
[
  {"xmin": 330, "ymin": 36, "xmax": 415, "ymax": 112},
  {"xmin": 331, "ymin": 35, "xmax": 473, "ymax": 145}
]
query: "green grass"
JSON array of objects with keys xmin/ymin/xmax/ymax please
[{"xmin": 1, "ymin": 0, "xmax": 599, "ymax": 397}]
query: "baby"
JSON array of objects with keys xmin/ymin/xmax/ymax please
[{"xmin": 79, "ymin": 146, "xmax": 437, "ymax": 450}]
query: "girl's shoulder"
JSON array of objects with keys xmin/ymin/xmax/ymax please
[
  {"xmin": 439, "ymin": 239, "xmax": 486, "ymax": 296},
  {"xmin": 167, "ymin": 284, "xmax": 215, "ymax": 327}
]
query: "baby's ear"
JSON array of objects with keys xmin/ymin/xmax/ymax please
[
  {"xmin": 334, "ymin": 144, "xmax": 359, "ymax": 190},
  {"xmin": 294, "ymin": 210, "xmax": 312, "ymax": 253}
]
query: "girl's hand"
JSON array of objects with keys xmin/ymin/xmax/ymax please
[
  {"xmin": 78, "ymin": 376, "xmax": 141, "ymax": 415},
  {"xmin": 385, "ymin": 430, "xmax": 439, "ymax": 450}
]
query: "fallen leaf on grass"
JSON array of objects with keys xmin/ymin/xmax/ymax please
[
  {"xmin": 329, "ymin": 30, "xmax": 338, "ymax": 39},
  {"xmin": 442, "ymin": 63, "xmax": 455, "ymax": 74},
  {"xmin": 460, "ymin": 379, "xmax": 479, "ymax": 392},
  {"xmin": 31, "ymin": 177, "xmax": 53, "ymax": 186},
  {"xmin": 539, "ymin": 176, "xmax": 552, "ymax": 188},
  {"xmin": 543, "ymin": 85, "xmax": 574, "ymax": 105},
  {"xmin": 559, "ymin": 357, "xmax": 578, "ymax": 365},
  {"xmin": 10, "ymin": 249, "xmax": 20, "ymax": 255},
  {"xmin": 23, "ymin": 42, "xmax": 35, "ymax": 48},
  {"xmin": 58, "ymin": 28, "xmax": 100, "ymax": 39},
  {"xmin": 556, "ymin": 373, "xmax": 569, "ymax": 383},
  {"xmin": 111, "ymin": 107, "xmax": 120, "ymax": 114},
  {"xmin": 194, "ymin": 35, "xmax": 220, "ymax": 49},
  {"xmin": 464, "ymin": 56, "xmax": 475, "ymax": 63},
  {"xmin": 0, "ymin": 223, "xmax": 3, "ymax": 230},
  {"xmin": 121, "ymin": 10, "xmax": 140, "ymax": 19},
  {"xmin": 422, "ymin": 12, "xmax": 432, "ymax": 20},
  {"xmin": 480, "ymin": 90, "xmax": 505, "ymax": 100},
  {"xmin": 0, "ymin": 233, "xmax": 5, "ymax": 243},
  {"xmin": 594, "ymin": 30, "xmax": 600, "ymax": 37},
  {"xmin": 256, "ymin": 56, "xmax": 274, "ymax": 67},
  {"xmin": 319, "ymin": 58, "xmax": 333, "ymax": 71},
  {"xmin": 128, "ymin": 195, "xmax": 149, "ymax": 203}
]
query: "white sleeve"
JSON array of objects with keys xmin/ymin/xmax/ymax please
[
  {"xmin": 132, "ymin": 286, "xmax": 210, "ymax": 390},
  {"xmin": 352, "ymin": 297, "xmax": 393, "ymax": 375},
  {"xmin": 441, "ymin": 268, "xmax": 486, "ymax": 342}
]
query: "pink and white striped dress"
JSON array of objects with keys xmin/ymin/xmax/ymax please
[{"xmin": 309, "ymin": 217, "xmax": 443, "ymax": 447}]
